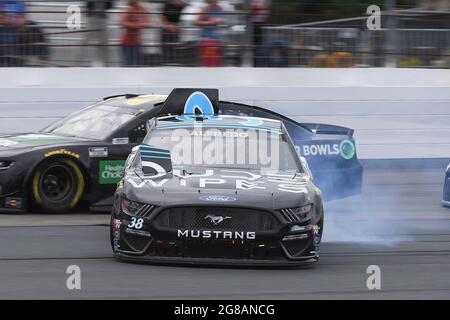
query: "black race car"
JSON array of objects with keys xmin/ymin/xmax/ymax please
[
  {"xmin": 0, "ymin": 88, "xmax": 362, "ymax": 213},
  {"xmin": 111, "ymin": 89, "xmax": 324, "ymax": 265}
]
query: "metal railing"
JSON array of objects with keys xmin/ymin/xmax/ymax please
[
  {"xmin": 262, "ymin": 25, "xmax": 450, "ymax": 68},
  {"xmin": 0, "ymin": 2, "xmax": 449, "ymax": 68},
  {"xmin": 1, "ymin": 1, "xmax": 250, "ymax": 67}
]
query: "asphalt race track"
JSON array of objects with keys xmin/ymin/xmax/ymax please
[{"xmin": 0, "ymin": 165, "xmax": 449, "ymax": 299}]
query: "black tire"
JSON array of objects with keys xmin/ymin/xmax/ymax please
[{"xmin": 31, "ymin": 158, "xmax": 85, "ymax": 213}]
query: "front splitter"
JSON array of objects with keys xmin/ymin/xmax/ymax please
[{"xmin": 114, "ymin": 252, "xmax": 318, "ymax": 267}]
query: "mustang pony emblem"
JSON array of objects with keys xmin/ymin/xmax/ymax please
[{"xmin": 204, "ymin": 214, "xmax": 232, "ymax": 226}]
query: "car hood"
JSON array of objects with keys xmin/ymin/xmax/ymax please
[
  {"xmin": 123, "ymin": 169, "xmax": 315, "ymax": 210},
  {"xmin": 0, "ymin": 133, "xmax": 90, "ymax": 155}
]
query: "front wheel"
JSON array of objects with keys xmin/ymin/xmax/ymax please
[{"xmin": 31, "ymin": 158, "xmax": 85, "ymax": 213}]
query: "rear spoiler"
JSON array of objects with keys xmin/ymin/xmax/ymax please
[{"xmin": 300, "ymin": 123, "xmax": 354, "ymax": 137}]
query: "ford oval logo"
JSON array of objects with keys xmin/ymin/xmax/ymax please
[{"xmin": 199, "ymin": 195, "xmax": 237, "ymax": 202}]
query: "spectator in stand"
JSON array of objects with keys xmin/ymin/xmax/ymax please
[
  {"xmin": 250, "ymin": 0, "xmax": 271, "ymax": 67},
  {"xmin": 0, "ymin": 10, "xmax": 13, "ymax": 67},
  {"xmin": 0, "ymin": 0, "xmax": 27, "ymax": 67},
  {"xmin": 119, "ymin": 0, "xmax": 151, "ymax": 67},
  {"xmin": 81, "ymin": 1, "xmax": 114, "ymax": 67},
  {"xmin": 161, "ymin": 0, "xmax": 185, "ymax": 65},
  {"xmin": 196, "ymin": 0, "xmax": 224, "ymax": 41},
  {"xmin": 195, "ymin": 0, "xmax": 224, "ymax": 66},
  {"xmin": 1, "ymin": 0, "xmax": 26, "ymax": 24}
]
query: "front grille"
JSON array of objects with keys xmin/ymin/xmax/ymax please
[
  {"xmin": 147, "ymin": 239, "xmax": 285, "ymax": 260},
  {"xmin": 154, "ymin": 207, "xmax": 280, "ymax": 231}
]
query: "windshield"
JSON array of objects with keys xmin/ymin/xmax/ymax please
[
  {"xmin": 41, "ymin": 104, "xmax": 136, "ymax": 140},
  {"xmin": 144, "ymin": 125, "xmax": 303, "ymax": 174}
]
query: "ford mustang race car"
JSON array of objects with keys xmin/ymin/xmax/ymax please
[
  {"xmin": 443, "ymin": 163, "xmax": 450, "ymax": 207},
  {"xmin": 111, "ymin": 89, "xmax": 324, "ymax": 265},
  {"xmin": 0, "ymin": 88, "xmax": 362, "ymax": 213}
]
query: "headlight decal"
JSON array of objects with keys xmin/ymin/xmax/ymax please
[
  {"xmin": 121, "ymin": 197, "xmax": 156, "ymax": 218},
  {"xmin": 121, "ymin": 198, "xmax": 144, "ymax": 216},
  {"xmin": 280, "ymin": 204, "xmax": 313, "ymax": 222}
]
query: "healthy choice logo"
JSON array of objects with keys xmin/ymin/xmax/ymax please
[{"xmin": 99, "ymin": 160, "xmax": 125, "ymax": 185}]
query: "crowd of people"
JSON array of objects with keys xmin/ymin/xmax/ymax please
[
  {"xmin": 0, "ymin": 0, "xmax": 272, "ymax": 67},
  {"xmin": 97, "ymin": 0, "xmax": 264, "ymax": 67}
]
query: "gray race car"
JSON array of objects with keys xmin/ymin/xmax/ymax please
[{"xmin": 110, "ymin": 89, "xmax": 324, "ymax": 266}]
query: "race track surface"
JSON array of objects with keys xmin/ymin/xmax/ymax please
[{"xmin": 0, "ymin": 166, "xmax": 449, "ymax": 299}]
